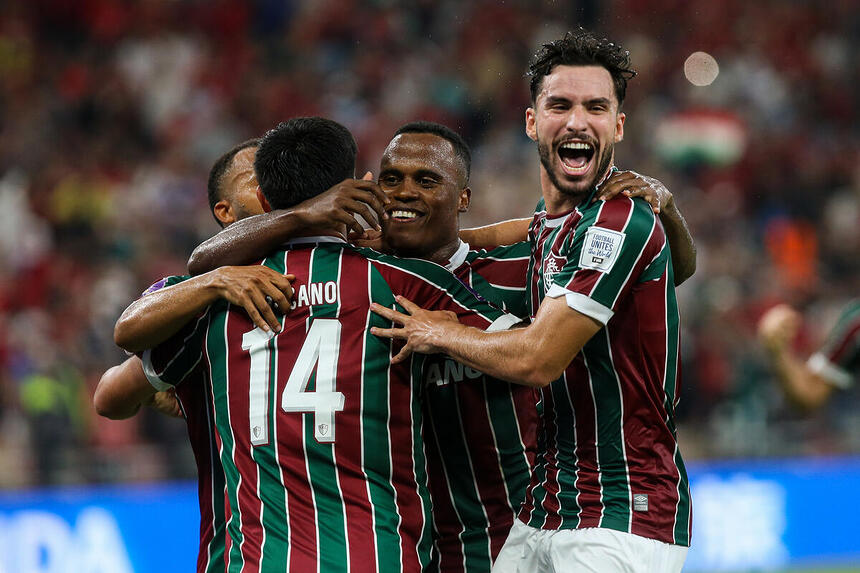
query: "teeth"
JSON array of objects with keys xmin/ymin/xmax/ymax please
[
  {"xmin": 391, "ymin": 210, "xmax": 419, "ymax": 219},
  {"xmin": 560, "ymin": 141, "xmax": 592, "ymax": 150}
]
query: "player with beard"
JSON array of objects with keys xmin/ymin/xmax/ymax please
[
  {"xmin": 370, "ymin": 30, "xmax": 692, "ymax": 572},
  {"xmin": 184, "ymin": 119, "xmax": 695, "ymax": 572}
]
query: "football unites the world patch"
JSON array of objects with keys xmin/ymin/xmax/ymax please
[{"xmin": 579, "ymin": 226, "xmax": 625, "ymax": 273}]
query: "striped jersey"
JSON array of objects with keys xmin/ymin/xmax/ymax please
[
  {"xmin": 143, "ymin": 237, "xmax": 519, "ymax": 573},
  {"xmin": 521, "ymin": 190, "xmax": 692, "ymax": 546},
  {"xmin": 142, "ymin": 275, "xmax": 228, "ymax": 573},
  {"xmin": 422, "ymin": 240, "xmax": 539, "ymax": 573},
  {"xmin": 807, "ymin": 299, "xmax": 860, "ymax": 389}
]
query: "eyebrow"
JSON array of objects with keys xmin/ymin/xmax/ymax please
[
  {"xmin": 544, "ymin": 95, "xmax": 613, "ymax": 106},
  {"xmin": 411, "ymin": 168, "xmax": 443, "ymax": 180}
]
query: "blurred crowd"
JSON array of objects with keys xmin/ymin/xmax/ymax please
[{"xmin": 0, "ymin": 0, "xmax": 857, "ymax": 487}]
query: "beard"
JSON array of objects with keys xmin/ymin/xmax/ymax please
[{"xmin": 537, "ymin": 136, "xmax": 614, "ymax": 200}]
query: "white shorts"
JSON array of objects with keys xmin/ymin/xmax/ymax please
[{"xmin": 491, "ymin": 520, "xmax": 688, "ymax": 573}]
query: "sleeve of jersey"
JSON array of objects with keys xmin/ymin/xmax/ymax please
[
  {"xmin": 386, "ymin": 259, "xmax": 521, "ymax": 333},
  {"xmin": 140, "ymin": 313, "xmax": 209, "ymax": 391},
  {"xmin": 545, "ymin": 199, "xmax": 663, "ymax": 325},
  {"xmin": 473, "ymin": 242, "xmax": 531, "ymax": 317},
  {"xmin": 806, "ymin": 304, "xmax": 860, "ymax": 389},
  {"xmin": 142, "ymin": 274, "xmax": 191, "ymax": 296}
]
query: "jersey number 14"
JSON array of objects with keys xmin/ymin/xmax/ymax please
[{"xmin": 242, "ymin": 319, "xmax": 346, "ymax": 445}]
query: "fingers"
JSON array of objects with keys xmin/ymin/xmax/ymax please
[
  {"xmin": 335, "ymin": 209, "xmax": 367, "ymax": 237},
  {"xmin": 151, "ymin": 390, "xmax": 183, "ymax": 418},
  {"xmin": 595, "ymin": 171, "xmax": 662, "ymax": 213},
  {"xmin": 241, "ymin": 289, "xmax": 282, "ymax": 333},
  {"xmin": 341, "ymin": 197, "xmax": 383, "ymax": 232},
  {"xmin": 260, "ymin": 281, "xmax": 292, "ymax": 316},
  {"xmin": 219, "ymin": 267, "xmax": 293, "ymax": 332},
  {"xmin": 349, "ymin": 182, "xmax": 389, "ymax": 223},
  {"xmin": 623, "ymin": 185, "xmax": 661, "ymax": 213},
  {"xmin": 391, "ymin": 344, "xmax": 413, "ymax": 364},
  {"xmin": 369, "ymin": 325, "xmax": 404, "ymax": 339},
  {"xmin": 595, "ymin": 172, "xmax": 636, "ymax": 202},
  {"xmin": 370, "ymin": 302, "xmax": 409, "ymax": 325},
  {"xmin": 394, "ymin": 295, "xmax": 420, "ymax": 314},
  {"xmin": 349, "ymin": 228, "xmax": 384, "ymax": 250}
]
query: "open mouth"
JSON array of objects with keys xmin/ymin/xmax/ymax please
[
  {"xmin": 557, "ymin": 141, "xmax": 595, "ymax": 175},
  {"xmin": 387, "ymin": 208, "xmax": 425, "ymax": 223}
]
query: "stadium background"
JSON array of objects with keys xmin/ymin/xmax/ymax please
[{"xmin": 0, "ymin": 0, "xmax": 857, "ymax": 571}]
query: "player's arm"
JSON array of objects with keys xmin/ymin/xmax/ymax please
[
  {"xmin": 372, "ymin": 295, "xmax": 599, "ymax": 387},
  {"xmin": 758, "ymin": 304, "xmax": 836, "ymax": 411},
  {"xmin": 596, "ymin": 170, "xmax": 696, "ymax": 285},
  {"xmin": 94, "ymin": 357, "xmax": 158, "ymax": 419},
  {"xmin": 188, "ymin": 175, "xmax": 389, "ymax": 274},
  {"xmin": 459, "ymin": 218, "xmax": 531, "ymax": 248},
  {"xmin": 115, "ymin": 266, "xmax": 295, "ymax": 353}
]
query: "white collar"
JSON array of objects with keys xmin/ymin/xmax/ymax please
[
  {"xmin": 544, "ymin": 213, "xmax": 570, "ymax": 228},
  {"xmin": 444, "ymin": 239, "xmax": 470, "ymax": 271},
  {"xmin": 282, "ymin": 236, "xmax": 346, "ymax": 247}
]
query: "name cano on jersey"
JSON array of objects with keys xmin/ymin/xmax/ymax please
[
  {"xmin": 289, "ymin": 280, "xmax": 338, "ymax": 310},
  {"xmin": 424, "ymin": 359, "xmax": 483, "ymax": 386}
]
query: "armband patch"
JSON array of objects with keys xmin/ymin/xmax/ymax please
[{"xmin": 579, "ymin": 226, "xmax": 625, "ymax": 273}]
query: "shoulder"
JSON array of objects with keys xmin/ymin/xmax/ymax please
[
  {"xmin": 467, "ymin": 241, "xmax": 531, "ymax": 263},
  {"xmin": 351, "ymin": 245, "xmax": 450, "ymax": 280},
  {"xmin": 581, "ymin": 195, "xmax": 659, "ymax": 243}
]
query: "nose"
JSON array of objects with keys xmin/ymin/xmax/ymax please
[
  {"xmin": 387, "ymin": 180, "xmax": 420, "ymax": 201},
  {"xmin": 565, "ymin": 105, "xmax": 589, "ymax": 132}
]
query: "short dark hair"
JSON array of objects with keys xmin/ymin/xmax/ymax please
[
  {"xmin": 207, "ymin": 138, "xmax": 260, "ymax": 222},
  {"xmin": 394, "ymin": 121, "xmax": 472, "ymax": 184},
  {"xmin": 254, "ymin": 117, "xmax": 357, "ymax": 209},
  {"xmin": 527, "ymin": 29, "xmax": 637, "ymax": 106}
]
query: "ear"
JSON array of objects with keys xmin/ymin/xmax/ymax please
[
  {"xmin": 525, "ymin": 107, "xmax": 537, "ymax": 142},
  {"xmin": 256, "ymin": 187, "xmax": 272, "ymax": 213},
  {"xmin": 458, "ymin": 187, "xmax": 471, "ymax": 212},
  {"xmin": 213, "ymin": 199, "xmax": 234, "ymax": 226},
  {"xmin": 615, "ymin": 111, "xmax": 626, "ymax": 143}
]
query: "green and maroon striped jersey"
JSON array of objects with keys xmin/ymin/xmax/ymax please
[
  {"xmin": 808, "ymin": 299, "xmax": 860, "ymax": 388},
  {"xmin": 142, "ymin": 274, "xmax": 228, "ymax": 573},
  {"xmin": 143, "ymin": 237, "xmax": 519, "ymax": 573},
  {"xmin": 521, "ymin": 191, "xmax": 692, "ymax": 547},
  {"xmin": 422, "ymin": 240, "xmax": 539, "ymax": 573}
]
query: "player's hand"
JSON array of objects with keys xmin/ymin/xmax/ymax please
[
  {"xmin": 295, "ymin": 172, "xmax": 390, "ymax": 237},
  {"xmin": 370, "ymin": 296, "xmax": 463, "ymax": 363},
  {"xmin": 595, "ymin": 170, "xmax": 671, "ymax": 214},
  {"xmin": 348, "ymin": 228, "xmax": 385, "ymax": 251},
  {"xmin": 208, "ymin": 266, "xmax": 295, "ymax": 333},
  {"xmin": 758, "ymin": 304, "xmax": 802, "ymax": 353},
  {"xmin": 144, "ymin": 388, "xmax": 183, "ymax": 418}
]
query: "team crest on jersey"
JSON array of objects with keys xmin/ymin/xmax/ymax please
[
  {"xmin": 543, "ymin": 255, "xmax": 566, "ymax": 287},
  {"xmin": 318, "ymin": 423, "xmax": 329, "ymax": 436},
  {"xmin": 580, "ymin": 226, "xmax": 625, "ymax": 273}
]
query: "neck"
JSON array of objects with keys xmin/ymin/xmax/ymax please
[
  {"xmin": 424, "ymin": 238, "xmax": 462, "ymax": 266},
  {"xmin": 540, "ymin": 165, "xmax": 614, "ymax": 215},
  {"xmin": 387, "ymin": 237, "xmax": 461, "ymax": 266}
]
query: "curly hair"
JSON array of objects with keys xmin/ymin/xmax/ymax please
[{"xmin": 527, "ymin": 28, "xmax": 637, "ymax": 106}]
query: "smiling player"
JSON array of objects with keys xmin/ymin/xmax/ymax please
[{"xmin": 370, "ymin": 30, "xmax": 692, "ymax": 573}]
